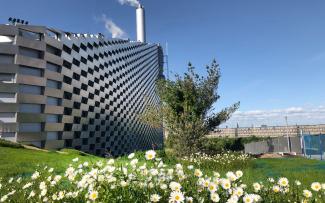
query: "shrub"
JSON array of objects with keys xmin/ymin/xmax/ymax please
[
  {"xmin": 140, "ymin": 60, "xmax": 239, "ymax": 156},
  {"xmin": 0, "ymin": 139, "xmax": 23, "ymax": 149}
]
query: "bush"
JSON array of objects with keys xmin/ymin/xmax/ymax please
[
  {"xmin": 201, "ymin": 136, "xmax": 267, "ymax": 154},
  {"xmin": 0, "ymin": 139, "xmax": 23, "ymax": 148}
]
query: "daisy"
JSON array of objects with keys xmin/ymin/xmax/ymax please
[
  {"xmin": 303, "ymin": 190, "xmax": 312, "ymax": 198},
  {"xmin": 242, "ymin": 194, "xmax": 254, "ymax": 203},
  {"xmin": 253, "ymin": 183, "xmax": 261, "ymax": 192},
  {"xmin": 234, "ymin": 187, "xmax": 244, "ymax": 197},
  {"xmin": 235, "ymin": 170, "xmax": 243, "ymax": 178},
  {"xmin": 278, "ymin": 177, "xmax": 289, "ymax": 187},
  {"xmin": 210, "ymin": 193, "xmax": 220, "ymax": 202},
  {"xmin": 88, "ymin": 191, "xmax": 98, "ymax": 201},
  {"xmin": 272, "ymin": 185, "xmax": 280, "ymax": 193},
  {"xmin": 150, "ymin": 194, "xmax": 161, "ymax": 202},
  {"xmin": 194, "ymin": 169, "xmax": 203, "ymax": 177},
  {"xmin": 311, "ymin": 182, "xmax": 321, "ymax": 192},
  {"xmin": 208, "ymin": 183, "xmax": 218, "ymax": 193},
  {"xmin": 145, "ymin": 150, "xmax": 156, "ymax": 160},
  {"xmin": 221, "ymin": 179, "xmax": 231, "ymax": 190},
  {"xmin": 169, "ymin": 191, "xmax": 185, "ymax": 203},
  {"xmin": 169, "ymin": 181, "xmax": 182, "ymax": 191}
]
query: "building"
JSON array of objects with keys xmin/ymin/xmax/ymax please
[{"xmin": 0, "ymin": 21, "xmax": 164, "ymax": 156}]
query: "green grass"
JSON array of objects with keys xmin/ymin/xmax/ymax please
[
  {"xmin": 242, "ymin": 158, "xmax": 325, "ymax": 185},
  {"xmin": 0, "ymin": 146, "xmax": 104, "ymax": 177},
  {"xmin": 0, "ymin": 144, "xmax": 324, "ymax": 186}
]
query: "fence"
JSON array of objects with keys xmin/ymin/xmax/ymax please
[
  {"xmin": 244, "ymin": 137, "xmax": 302, "ymax": 154},
  {"xmin": 303, "ymin": 134, "xmax": 325, "ymax": 160},
  {"xmin": 244, "ymin": 134, "xmax": 325, "ymax": 160}
]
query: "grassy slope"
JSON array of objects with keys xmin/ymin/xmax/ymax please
[
  {"xmin": 0, "ymin": 145, "xmax": 324, "ymax": 185},
  {"xmin": 0, "ymin": 146, "xmax": 104, "ymax": 177}
]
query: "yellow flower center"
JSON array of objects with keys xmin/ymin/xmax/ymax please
[{"xmin": 175, "ymin": 195, "xmax": 180, "ymax": 201}]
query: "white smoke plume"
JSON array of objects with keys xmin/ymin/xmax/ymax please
[
  {"xmin": 101, "ymin": 14, "xmax": 127, "ymax": 39},
  {"xmin": 118, "ymin": 0, "xmax": 140, "ymax": 7}
]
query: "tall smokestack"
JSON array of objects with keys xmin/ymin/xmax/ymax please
[{"xmin": 136, "ymin": 4, "xmax": 146, "ymax": 43}]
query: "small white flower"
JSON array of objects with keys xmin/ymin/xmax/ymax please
[
  {"xmin": 169, "ymin": 181, "xmax": 182, "ymax": 191},
  {"xmin": 31, "ymin": 171, "xmax": 40, "ymax": 180},
  {"xmin": 242, "ymin": 194, "xmax": 254, "ymax": 203},
  {"xmin": 303, "ymin": 189, "xmax": 312, "ymax": 198},
  {"xmin": 253, "ymin": 182, "xmax": 261, "ymax": 192},
  {"xmin": 194, "ymin": 169, "xmax": 203, "ymax": 177},
  {"xmin": 234, "ymin": 187, "xmax": 244, "ymax": 197},
  {"xmin": 235, "ymin": 170, "xmax": 243, "ymax": 178},
  {"xmin": 278, "ymin": 177, "xmax": 289, "ymax": 187},
  {"xmin": 221, "ymin": 179, "xmax": 231, "ymax": 190},
  {"xmin": 39, "ymin": 181, "xmax": 46, "ymax": 190},
  {"xmin": 145, "ymin": 150, "xmax": 156, "ymax": 160},
  {"xmin": 150, "ymin": 194, "xmax": 161, "ymax": 202},
  {"xmin": 0, "ymin": 195, "xmax": 8, "ymax": 202},
  {"xmin": 41, "ymin": 189, "xmax": 47, "ymax": 197},
  {"xmin": 311, "ymin": 182, "xmax": 322, "ymax": 192},
  {"xmin": 160, "ymin": 183, "xmax": 168, "ymax": 190},
  {"xmin": 128, "ymin": 153, "xmax": 135, "ymax": 159},
  {"xmin": 208, "ymin": 183, "xmax": 217, "ymax": 193},
  {"xmin": 211, "ymin": 193, "xmax": 220, "ymax": 202},
  {"xmin": 88, "ymin": 191, "xmax": 98, "ymax": 201},
  {"xmin": 272, "ymin": 185, "xmax": 280, "ymax": 193},
  {"xmin": 130, "ymin": 159, "xmax": 138, "ymax": 166},
  {"xmin": 72, "ymin": 157, "xmax": 79, "ymax": 162},
  {"xmin": 169, "ymin": 191, "xmax": 185, "ymax": 203}
]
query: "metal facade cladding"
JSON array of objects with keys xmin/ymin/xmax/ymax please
[{"xmin": 0, "ymin": 24, "xmax": 163, "ymax": 156}]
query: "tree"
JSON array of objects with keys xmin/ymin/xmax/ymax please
[{"xmin": 140, "ymin": 60, "xmax": 239, "ymax": 156}]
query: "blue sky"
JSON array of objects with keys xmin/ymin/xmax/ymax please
[{"xmin": 1, "ymin": 0, "xmax": 325, "ymax": 127}]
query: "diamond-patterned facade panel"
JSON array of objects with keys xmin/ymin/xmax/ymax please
[{"xmin": 0, "ymin": 24, "xmax": 164, "ymax": 156}]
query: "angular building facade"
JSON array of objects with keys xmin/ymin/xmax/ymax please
[{"xmin": 0, "ymin": 24, "xmax": 164, "ymax": 156}]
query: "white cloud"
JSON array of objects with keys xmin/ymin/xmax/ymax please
[
  {"xmin": 222, "ymin": 105, "xmax": 325, "ymax": 128},
  {"xmin": 100, "ymin": 14, "xmax": 127, "ymax": 39}
]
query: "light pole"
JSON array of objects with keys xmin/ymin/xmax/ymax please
[{"xmin": 285, "ymin": 116, "xmax": 290, "ymax": 152}]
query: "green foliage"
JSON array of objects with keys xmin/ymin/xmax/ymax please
[
  {"xmin": 140, "ymin": 60, "xmax": 239, "ymax": 156},
  {"xmin": 0, "ymin": 139, "xmax": 23, "ymax": 148}
]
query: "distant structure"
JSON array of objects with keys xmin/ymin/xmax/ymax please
[
  {"xmin": 0, "ymin": 5, "xmax": 164, "ymax": 156},
  {"xmin": 208, "ymin": 124, "xmax": 325, "ymax": 138}
]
